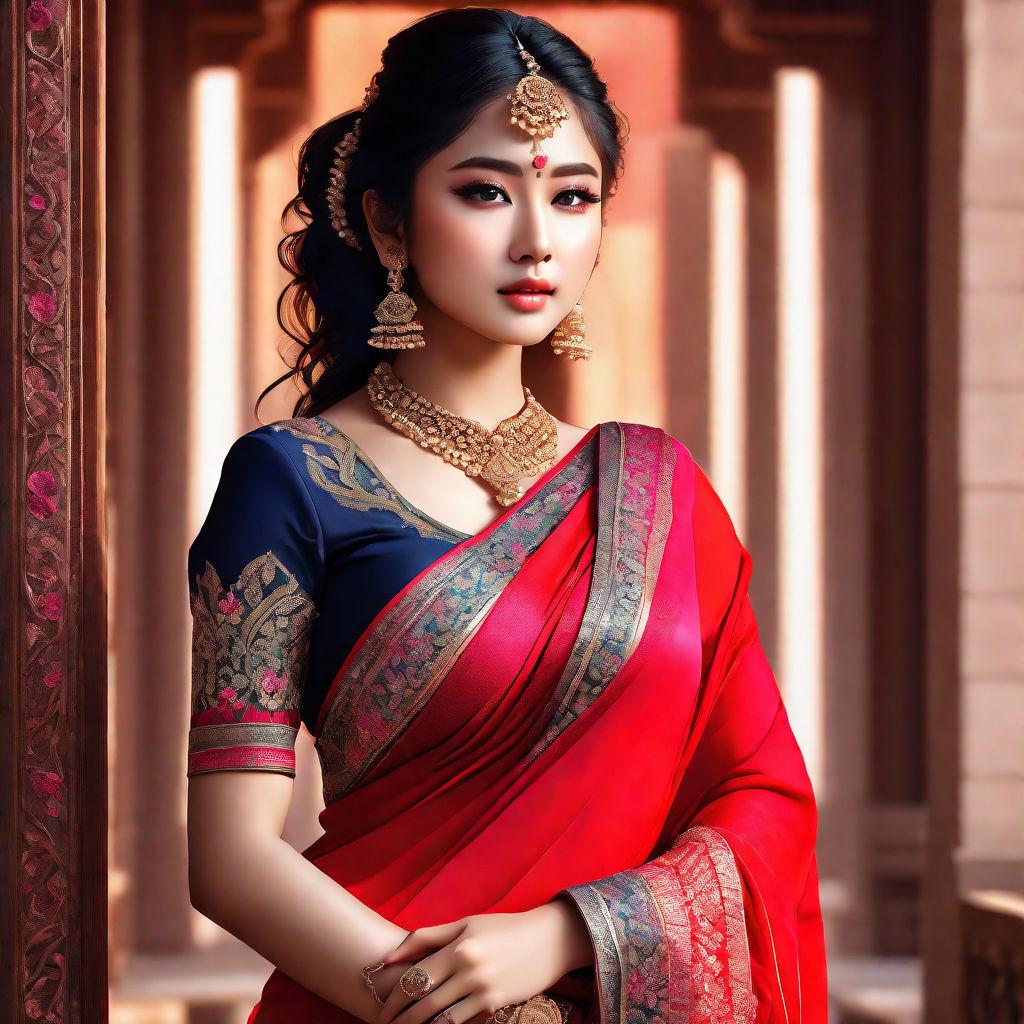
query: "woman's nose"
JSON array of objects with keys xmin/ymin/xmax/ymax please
[{"xmin": 510, "ymin": 201, "xmax": 553, "ymax": 263}]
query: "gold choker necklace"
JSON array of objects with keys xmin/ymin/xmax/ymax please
[{"xmin": 365, "ymin": 361, "xmax": 560, "ymax": 507}]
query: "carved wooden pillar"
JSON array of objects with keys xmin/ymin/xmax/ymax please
[{"xmin": 1, "ymin": 1, "xmax": 107, "ymax": 1021}]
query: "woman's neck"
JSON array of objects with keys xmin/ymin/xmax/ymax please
[{"xmin": 389, "ymin": 302, "xmax": 530, "ymax": 431}]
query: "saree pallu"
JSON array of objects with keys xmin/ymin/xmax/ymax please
[{"xmin": 251, "ymin": 421, "xmax": 827, "ymax": 1024}]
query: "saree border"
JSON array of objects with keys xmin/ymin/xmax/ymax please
[
  {"xmin": 521, "ymin": 422, "xmax": 677, "ymax": 767},
  {"xmin": 313, "ymin": 422, "xmax": 603, "ymax": 802},
  {"xmin": 558, "ymin": 825, "xmax": 756, "ymax": 1024}
]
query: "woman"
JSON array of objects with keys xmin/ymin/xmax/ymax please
[{"xmin": 185, "ymin": 8, "xmax": 828, "ymax": 1024}]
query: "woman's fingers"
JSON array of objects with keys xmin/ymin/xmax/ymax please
[
  {"xmin": 427, "ymin": 995, "xmax": 493, "ymax": 1024},
  {"xmin": 392, "ymin": 980, "xmax": 482, "ymax": 1024},
  {"xmin": 383, "ymin": 922, "xmax": 463, "ymax": 967},
  {"xmin": 378, "ymin": 945, "xmax": 459, "ymax": 1024}
]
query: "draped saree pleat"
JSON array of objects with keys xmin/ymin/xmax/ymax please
[{"xmin": 250, "ymin": 421, "xmax": 826, "ymax": 1024}]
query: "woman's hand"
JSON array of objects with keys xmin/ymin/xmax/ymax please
[
  {"xmin": 370, "ymin": 963, "xmax": 422, "ymax": 1007},
  {"xmin": 374, "ymin": 901, "xmax": 591, "ymax": 1024}
]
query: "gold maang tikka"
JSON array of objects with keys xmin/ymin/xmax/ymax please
[{"xmin": 507, "ymin": 36, "xmax": 571, "ymax": 169}]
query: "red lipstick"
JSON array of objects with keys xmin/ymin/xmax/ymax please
[{"xmin": 498, "ymin": 277, "xmax": 553, "ymax": 312}]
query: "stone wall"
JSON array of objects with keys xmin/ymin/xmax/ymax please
[{"xmin": 958, "ymin": 0, "xmax": 1024, "ymax": 891}]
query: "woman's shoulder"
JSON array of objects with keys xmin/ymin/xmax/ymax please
[
  {"xmin": 217, "ymin": 416, "xmax": 339, "ymax": 480},
  {"xmin": 195, "ymin": 421, "xmax": 328, "ymax": 542},
  {"xmin": 236, "ymin": 415, "xmax": 327, "ymax": 452}
]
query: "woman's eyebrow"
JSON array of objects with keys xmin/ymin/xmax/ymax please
[{"xmin": 447, "ymin": 156, "xmax": 599, "ymax": 178}]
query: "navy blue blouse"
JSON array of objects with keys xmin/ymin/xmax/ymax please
[{"xmin": 186, "ymin": 416, "xmax": 474, "ymax": 775}]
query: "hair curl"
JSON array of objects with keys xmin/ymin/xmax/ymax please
[{"xmin": 258, "ymin": 7, "xmax": 629, "ymax": 419}]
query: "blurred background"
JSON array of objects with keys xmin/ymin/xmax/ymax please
[{"xmin": 99, "ymin": 1, "xmax": 1023, "ymax": 1022}]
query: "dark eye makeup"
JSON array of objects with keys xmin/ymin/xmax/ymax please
[{"xmin": 453, "ymin": 178, "xmax": 601, "ymax": 210}]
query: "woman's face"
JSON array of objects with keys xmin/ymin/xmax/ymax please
[{"xmin": 399, "ymin": 92, "xmax": 604, "ymax": 348}]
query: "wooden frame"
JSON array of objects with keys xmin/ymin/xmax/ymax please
[{"xmin": 0, "ymin": 1, "xmax": 107, "ymax": 1021}]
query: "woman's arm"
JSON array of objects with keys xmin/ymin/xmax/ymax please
[
  {"xmin": 184, "ymin": 432, "xmax": 419, "ymax": 1016},
  {"xmin": 187, "ymin": 769, "xmax": 409, "ymax": 1019}
]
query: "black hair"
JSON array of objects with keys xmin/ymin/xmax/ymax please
[{"xmin": 257, "ymin": 7, "xmax": 629, "ymax": 419}]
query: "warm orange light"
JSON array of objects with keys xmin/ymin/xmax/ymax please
[
  {"xmin": 776, "ymin": 68, "xmax": 824, "ymax": 797},
  {"xmin": 189, "ymin": 67, "xmax": 243, "ymax": 537},
  {"xmin": 188, "ymin": 66, "xmax": 244, "ymax": 948},
  {"xmin": 709, "ymin": 151, "xmax": 748, "ymax": 537}
]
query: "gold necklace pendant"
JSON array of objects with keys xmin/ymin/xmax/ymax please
[{"xmin": 365, "ymin": 361, "xmax": 560, "ymax": 507}]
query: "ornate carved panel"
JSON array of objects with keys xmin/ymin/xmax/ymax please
[{"xmin": 1, "ymin": 1, "xmax": 107, "ymax": 1021}]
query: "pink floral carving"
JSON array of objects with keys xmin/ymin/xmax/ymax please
[
  {"xmin": 35, "ymin": 592, "xmax": 63, "ymax": 621},
  {"xmin": 27, "ymin": 470, "xmax": 57, "ymax": 519},
  {"xmin": 30, "ymin": 771, "xmax": 63, "ymax": 797},
  {"xmin": 43, "ymin": 664, "xmax": 61, "ymax": 688},
  {"xmin": 28, "ymin": 290, "xmax": 56, "ymax": 323},
  {"xmin": 25, "ymin": 2, "xmax": 51, "ymax": 30},
  {"xmin": 29, "ymin": 193, "xmax": 46, "ymax": 210},
  {"xmin": 218, "ymin": 593, "xmax": 240, "ymax": 615}
]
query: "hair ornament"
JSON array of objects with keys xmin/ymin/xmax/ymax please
[
  {"xmin": 326, "ymin": 72, "xmax": 382, "ymax": 250},
  {"xmin": 507, "ymin": 35, "xmax": 570, "ymax": 170}
]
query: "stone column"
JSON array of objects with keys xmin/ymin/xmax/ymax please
[
  {"xmin": 957, "ymin": 0, "xmax": 1024, "ymax": 891},
  {"xmin": 925, "ymin": 0, "xmax": 1024, "ymax": 1020}
]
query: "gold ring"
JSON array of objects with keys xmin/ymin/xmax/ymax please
[{"xmin": 399, "ymin": 965, "xmax": 433, "ymax": 998}]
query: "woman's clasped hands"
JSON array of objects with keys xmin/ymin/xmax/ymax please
[{"xmin": 373, "ymin": 905, "xmax": 581, "ymax": 1024}]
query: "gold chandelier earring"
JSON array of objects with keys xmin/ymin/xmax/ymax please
[
  {"xmin": 367, "ymin": 244, "xmax": 425, "ymax": 349},
  {"xmin": 550, "ymin": 302, "xmax": 592, "ymax": 361}
]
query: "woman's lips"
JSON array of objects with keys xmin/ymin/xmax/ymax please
[{"xmin": 498, "ymin": 289, "xmax": 552, "ymax": 312}]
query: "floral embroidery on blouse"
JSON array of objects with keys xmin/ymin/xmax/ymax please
[
  {"xmin": 268, "ymin": 418, "xmax": 468, "ymax": 543},
  {"xmin": 189, "ymin": 550, "xmax": 318, "ymax": 728}
]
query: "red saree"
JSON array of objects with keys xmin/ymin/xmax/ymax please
[{"xmin": 250, "ymin": 420, "xmax": 827, "ymax": 1024}]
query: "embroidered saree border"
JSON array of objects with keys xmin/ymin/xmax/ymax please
[
  {"xmin": 314, "ymin": 426, "xmax": 603, "ymax": 802},
  {"xmin": 522, "ymin": 422, "xmax": 676, "ymax": 768},
  {"xmin": 558, "ymin": 826, "xmax": 756, "ymax": 1024}
]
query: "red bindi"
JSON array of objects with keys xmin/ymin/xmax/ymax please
[{"xmin": 532, "ymin": 154, "xmax": 548, "ymax": 169}]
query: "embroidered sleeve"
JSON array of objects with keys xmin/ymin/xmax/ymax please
[{"xmin": 187, "ymin": 431, "xmax": 324, "ymax": 778}]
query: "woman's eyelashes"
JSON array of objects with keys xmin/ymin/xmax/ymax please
[
  {"xmin": 453, "ymin": 179, "xmax": 601, "ymax": 210},
  {"xmin": 556, "ymin": 187, "xmax": 603, "ymax": 208}
]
